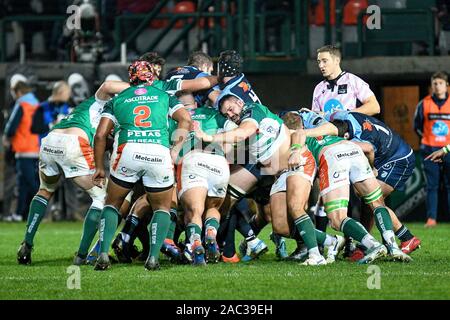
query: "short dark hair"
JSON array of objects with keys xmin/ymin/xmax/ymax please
[
  {"xmin": 431, "ymin": 71, "xmax": 448, "ymax": 83},
  {"xmin": 12, "ymin": 81, "xmax": 32, "ymax": 94},
  {"xmin": 218, "ymin": 94, "xmax": 242, "ymax": 112},
  {"xmin": 317, "ymin": 45, "xmax": 342, "ymax": 60},
  {"xmin": 187, "ymin": 51, "xmax": 213, "ymax": 69},
  {"xmin": 175, "ymin": 90, "xmax": 193, "ymax": 99},
  {"xmin": 139, "ymin": 52, "xmax": 165, "ymax": 66},
  {"xmin": 331, "ymin": 119, "xmax": 349, "ymax": 137}
]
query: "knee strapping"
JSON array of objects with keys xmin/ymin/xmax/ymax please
[
  {"xmin": 363, "ymin": 187, "xmax": 383, "ymax": 204},
  {"xmin": 86, "ymin": 186, "xmax": 106, "ymax": 210},
  {"xmin": 227, "ymin": 184, "xmax": 247, "ymax": 201},
  {"xmin": 324, "ymin": 199, "xmax": 349, "ymax": 214},
  {"xmin": 39, "ymin": 176, "xmax": 58, "ymax": 193}
]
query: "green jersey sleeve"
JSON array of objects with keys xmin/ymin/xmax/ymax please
[
  {"xmin": 100, "ymin": 99, "xmax": 118, "ymax": 126},
  {"xmin": 168, "ymin": 95, "xmax": 184, "ymax": 117}
]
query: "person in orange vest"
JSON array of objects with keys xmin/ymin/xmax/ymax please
[
  {"xmin": 2, "ymin": 79, "xmax": 40, "ymax": 222},
  {"xmin": 414, "ymin": 71, "xmax": 450, "ymax": 227}
]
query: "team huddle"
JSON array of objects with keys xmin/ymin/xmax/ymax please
[{"xmin": 16, "ymin": 46, "xmax": 422, "ymax": 271}]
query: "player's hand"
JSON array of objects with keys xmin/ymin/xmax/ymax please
[
  {"xmin": 170, "ymin": 145, "xmax": 181, "ymax": 165},
  {"xmin": 194, "ymin": 127, "xmax": 213, "ymax": 142},
  {"xmin": 2, "ymin": 136, "xmax": 10, "ymax": 149},
  {"xmin": 425, "ymin": 149, "xmax": 446, "ymax": 163},
  {"xmin": 92, "ymin": 168, "xmax": 106, "ymax": 188},
  {"xmin": 288, "ymin": 149, "xmax": 302, "ymax": 170}
]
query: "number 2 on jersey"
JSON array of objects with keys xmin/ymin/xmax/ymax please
[{"xmin": 133, "ymin": 105, "xmax": 152, "ymax": 128}]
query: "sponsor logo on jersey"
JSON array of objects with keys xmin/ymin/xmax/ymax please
[
  {"xmin": 338, "ymin": 84, "xmax": 348, "ymax": 94},
  {"xmin": 195, "ymin": 161, "xmax": 223, "ymax": 175},
  {"xmin": 238, "ymin": 82, "xmax": 250, "ymax": 92},
  {"xmin": 124, "ymin": 96, "xmax": 159, "ymax": 103},
  {"xmin": 324, "ymin": 99, "xmax": 344, "ymax": 113},
  {"xmin": 127, "ymin": 130, "xmax": 162, "ymax": 137},
  {"xmin": 335, "ymin": 150, "xmax": 360, "ymax": 159},
  {"xmin": 42, "ymin": 146, "xmax": 65, "ymax": 155},
  {"xmin": 432, "ymin": 121, "xmax": 449, "ymax": 137},
  {"xmin": 133, "ymin": 153, "xmax": 164, "ymax": 164},
  {"xmin": 363, "ymin": 120, "xmax": 373, "ymax": 131},
  {"xmin": 192, "ymin": 114, "xmax": 207, "ymax": 120},
  {"xmin": 134, "ymin": 88, "xmax": 148, "ymax": 95},
  {"xmin": 177, "ymin": 67, "xmax": 190, "ymax": 74}
]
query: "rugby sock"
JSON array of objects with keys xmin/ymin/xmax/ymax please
[
  {"xmin": 136, "ymin": 221, "xmax": 150, "ymax": 255},
  {"xmin": 340, "ymin": 217, "xmax": 378, "ymax": 250},
  {"xmin": 204, "ymin": 217, "xmax": 220, "ymax": 236},
  {"xmin": 235, "ymin": 209, "xmax": 256, "ymax": 241},
  {"xmin": 294, "ymin": 215, "xmax": 319, "ymax": 252},
  {"xmin": 314, "ymin": 229, "xmax": 335, "ymax": 246},
  {"xmin": 120, "ymin": 214, "xmax": 140, "ymax": 243},
  {"xmin": 99, "ymin": 206, "xmax": 120, "ymax": 254},
  {"xmin": 374, "ymin": 207, "xmax": 398, "ymax": 249},
  {"xmin": 395, "ymin": 225, "xmax": 414, "ymax": 242},
  {"xmin": 24, "ymin": 195, "xmax": 48, "ymax": 247},
  {"xmin": 249, "ymin": 214, "xmax": 268, "ymax": 236},
  {"xmin": 185, "ymin": 223, "xmax": 202, "ymax": 244},
  {"xmin": 77, "ymin": 207, "xmax": 102, "ymax": 257},
  {"xmin": 221, "ymin": 213, "xmax": 237, "ymax": 258},
  {"xmin": 148, "ymin": 210, "xmax": 171, "ymax": 258},
  {"xmin": 315, "ymin": 216, "xmax": 329, "ymax": 232},
  {"xmin": 166, "ymin": 207, "xmax": 178, "ymax": 240}
]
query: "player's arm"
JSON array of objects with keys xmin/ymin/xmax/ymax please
[
  {"xmin": 353, "ymin": 140, "xmax": 375, "ymax": 168},
  {"xmin": 303, "ymin": 121, "xmax": 338, "ymax": 137},
  {"xmin": 170, "ymin": 107, "xmax": 192, "ymax": 161},
  {"xmin": 351, "ymin": 95, "xmax": 380, "ymax": 116},
  {"xmin": 425, "ymin": 144, "xmax": 450, "ymax": 163},
  {"xmin": 95, "ymin": 81, "xmax": 130, "ymax": 101},
  {"xmin": 93, "ymin": 117, "xmax": 114, "ymax": 188},
  {"xmin": 180, "ymin": 76, "xmax": 218, "ymax": 92},
  {"xmin": 208, "ymin": 90, "xmax": 220, "ymax": 105},
  {"xmin": 197, "ymin": 120, "xmax": 257, "ymax": 143},
  {"xmin": 413, "ymin": 100, "xmax": 424, "ymax": 137},
  {"xmin": 288, "ymin": 129, "xmax": 308, "ymax": 169}
]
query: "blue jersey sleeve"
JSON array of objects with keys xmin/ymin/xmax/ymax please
[{"xmin": 413, "ymin": 100, "xmax": 424, "ymax": 137}]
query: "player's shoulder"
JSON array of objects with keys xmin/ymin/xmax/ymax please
[
  {"xmin": 344, "ymin": 72, "xmax": 368, "ymax": 85},
  {"xmin": 313, "ymin": 79, "xmax": 327, "ymax": 93}
]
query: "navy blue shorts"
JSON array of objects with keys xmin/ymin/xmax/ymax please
[{"xmin": 376, "ymin": 150, "xmax": 415, "ymax": 191}]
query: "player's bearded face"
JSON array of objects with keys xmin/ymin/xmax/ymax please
[{"xmin": 222, "ymin": 100, "xmax": 243, "ymax": 124}]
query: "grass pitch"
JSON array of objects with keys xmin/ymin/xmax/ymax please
[{"xmin": 1, "ymin": 221, "xmax": 449, "ymax": 300}]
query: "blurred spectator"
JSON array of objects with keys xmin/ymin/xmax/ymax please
[
  {"xmin": 67, "ymin": 73, "xmax": 91, "ymax": 106},
  {"xmin": 2, "ymin": 79, "xmax": 40, "ymax": 222},
  {"xmin": 437, "ymin": 0, "xmax": 450, "ymax": 55},
  {"xmin": 58, "ymin": 1, "xmax": 104, "ymax": 62},
  {"xmin": 414, "ymin": 71, "xmax": 450, "ymax": 227},
  {"xmin": 32, "ymin": 81, "xmax": 71, "ymax": 140}
]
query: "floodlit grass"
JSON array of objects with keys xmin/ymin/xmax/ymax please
[{"xmin": 1, "ymin": 222, "xmax": 449, "ymax": 300}]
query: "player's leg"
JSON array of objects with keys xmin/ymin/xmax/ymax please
[
  {"xmin": 354, "ymin": 178, "xmax": 412, "ymax": 262},
  {"xmin": 180, "ymin": 187, "xmax": 208, "ymax": 266},
  {"xmin": 286, "ymin": 173, "xmax": 327, "ymax": 265},
  {"xmin": 17, "ymin": 171, "xmax": 59, "ymax": 265},
  {"xmin": 94, "ymin": 176, "xmax": 132, "ymax": 270},
  {"xmin": 71, "ymin": 174, "xmax": 106, "ymax": 264},
  {"xmin": 144, "ymin": 186, "xmax": 175, "ymax": 270},
  {"xmin": 112, "ymin": 193, "xmax": 149, "ymax": 263},
  {"xmin": 377, "ymin": 151, "xmax": 420, "ymax": 253},
  {"xmin": 322, "ymin": 188, "xmax": 386, "ymax": 264},
  {"xmin": 204, "ymin": 197, "xmax": 224, "ymax": 263}
]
